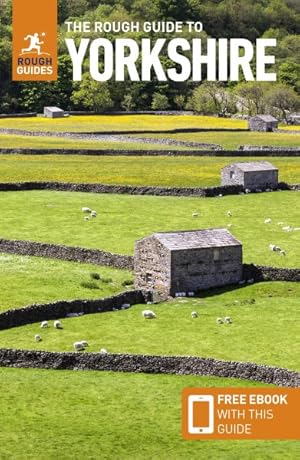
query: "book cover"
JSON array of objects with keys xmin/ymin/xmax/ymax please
[{"xmin": 0, "ymin": 0, "xmax": 299, "ymax": 458}]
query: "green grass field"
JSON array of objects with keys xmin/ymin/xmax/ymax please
[
  {"xmin": 0, "ymin": 114, "xmax": 248, "ymax": 132},
  {"xmin": 1, "ymin": 282, "xmax": 298, "ymax": 371},
  {"xmin": 0, "ymin": 154, "xmax": 299, "ymax": 186},
  {"xmin": 3, "ymin": 368, "xmax": 299, "ymax": 460},
  {"xmin": 0, "ymin": 253, "xmax": 132, "ymax": 311},
  {"xmin": 0, "ymin": 134, "xmax": 192, "ymax": 151},
  {"xmin": 0, "ymin": 191, "xmax": 298, "ymax": 267},
  {"xmin": 130, "ymin": 131, "xmax": 300, "ymax": 149}
]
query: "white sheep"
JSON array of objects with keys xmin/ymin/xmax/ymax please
[
  {"xmin": 54, "ymin": 320, "xmax": 63, "ymax": 329},
  {"xmin": 100, "ymin": 348, "xmax": 108, "ymax": 354},
  {"xmin": 225, "ymin": 316, "xmax": 232, "ymax": 324},
  {"xmin": 142, "ymin": 310, "xmax": 156, "ymax": 319},
  {"xmin": 35, "ymin": 334, "xmax": 42, "ymax": 342},
  {"xmin": 82, "ymin": 207, "xmax": 92, "ymax": 213},
  {"xmin": 216, "ymin": 317, "xmax": 224, "ymax": 324},
  {"xmin": 40, "ymin": 321, "xmax": 48, "ymax": 328},
  {"xmin": 227, "ymin": 211, "xmax": 232, "ymax": 217},
  {"xmin": 192, "ymin": 213, "xmax": 199, "ymax": 218},
  {"xmin": 91, "ymin": 211, "xmax": 97, "ymax": 217},
  {"xmin": 283, "ymin": 226, "xmax": 293, "ymax": 232},
  {"xmin": 269, "ymin": 244, "xmax": 277, "ymax": 251},
  {"xmin": 280, "ymin": 250, "xmax": 286, "ymax": 256},
  {"xmin": 84, "ymin": 216, "xmax": 90, "ymax": 221},
  {"xmin": 245, "ymin": 189, "xmax": 251, "ymax": 194},
  {"xmin": 264, "ymin": 218, "xmax": 272, "ymax": 224},
  {"xmin": 73, "ymin": 341, "xmax": 85, "ymax": 352},
  {"xmin": 80, "ymin": 340, "xmax": 89, "ymax": 347},
  {"xmin": 191, "ymin": 311, "xmax": 198, "ymax": 318}
]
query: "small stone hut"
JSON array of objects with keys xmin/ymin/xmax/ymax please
[
  {"xmin": 134, "ymin": 229, "xmax": 242, "ymax": 297},
  {"xmin": 248, "ymin": 115, "xmax": 278, "ymax": 132},
  {"xmin": 44, "ymin": 107, "xmax": 64, "ymax": 118},
  {"xmin": 221, "ymin": 161, "xmax": 278, "ymax": 190}
]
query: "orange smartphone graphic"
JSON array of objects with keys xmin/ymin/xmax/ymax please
[{"xmin": 188, "ymin": 395, "xmax": 214, "ymax": 434}]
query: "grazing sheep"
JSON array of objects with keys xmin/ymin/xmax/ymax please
[
  {"xmin": 84, "ymin": 216, "xmax": 90, "ymax": 221},
  {"xmin": 73, "ymin": 341, "xmax": 85, "ymax": 352},
  {"xmin": 218, "ymin": 194, "xmax": 223, "ymax": 197},
  {"xmin": 191, "ymin": 311, "xmax": 198, "ymax": 318},
  {"xmin": 192, "ymin": 213, "xmax": 199, "ymax": 218},
  {"xmin": 227, "ymin": 211, "xmax": 232, "ymax": 217},
  {"xmin": 82, "ymin": 207, "xmax": 92, "ymax": 213},
  {"xmin": 216, "ymin": 317, "xmax": 224, "ymax": 324},
  {"xmin": 35, "ymin": 334, "xmax": 42, "ymax": 342},
  {"xmin": 142, "ymin": 310, "xmax": 156, "ymax": 319},
  {"xmin": 54, "ymin": 320, "xmax": 63, "ymax": 329},
  {"xmin": 269, "ymin": 244, "xmax": 277, "ymax": 251},
  {"xmin": 264, "ymin": 218, "xmax": 272, "ymax": 224},
  {"xmin": 225, "ymin": 316, "xmax": 232, "ymax": 324},
  {"xmin": 277, "ymin": 222, "xmax": 284, "ymax": 226},
  {"xmin": 280, "ymin": 250, "xmax": 286, "ymax": 256},
  {"xmin": 100, "ymin": 348, "xmax": 108, "ymax": 354},
  {"xmin": 80, "ymin": 341, "xmax": 89, "ymax": 347},
  {"xmin": 91, "ymin": 211, "xmax": 97, "ymax": 217},
  {"xmin": 40, "ymin": 321, "xmax": 48, "ymax": 329},
  {"xmin": 245, "ymin": 189, "xmax": 251, "ymax": 194},
  {"xmin": 283, "ymin": 226, "xmax": 293, "ymax": 232}
]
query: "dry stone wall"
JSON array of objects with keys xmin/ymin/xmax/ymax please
[
  {"xmin": 0, "ymin": 290, "xmax": 149, "ymax": 330},
  {"xmin": 0, "ymin": 349, "xmax": 298, "ymax": 387},
  {"xmin": 0, "ymin": 238, "xmax": 133, "ymax": 270}
]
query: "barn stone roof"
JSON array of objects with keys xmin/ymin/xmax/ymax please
[
  {"xmin": 224, "ymin": 161, "xmax": 278, "ymax": 172},
  {"xmin": 151, "ymin": 229, "xmax": 241, "ymax": 250},
  {"xmin": 251, "ymin": 115, "xmax": 278, "ymax": 123}
]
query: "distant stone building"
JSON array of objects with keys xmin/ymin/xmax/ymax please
[
  {"xmin": 44, "ymin": 107, "xmax": 64, "ymax": 118},
  {"xmin": 221, "ymin": 161, "xmax": 278, "ymax": 190},
  {"xmin": 287, "ymin": 113, "xmax": 300, "ymax": 125},
  {"xmin": 134, "ymin": 229, "xmax": 242, "ymax": 297},
  {"xmin": 248, "ymin": 115, "xmax": 278, "ymax": 132}
]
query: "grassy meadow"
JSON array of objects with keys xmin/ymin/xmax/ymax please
[
  {"xmin": 0, "ymin": 134, "xmax": 192, "ymax": 151},
  {"xmin": 1, "ymin": 282, "xmax": 298, "ymax": 371},
  {"xmin": 0, "ymin": 154, "xmax": 299, "ymax": 186},
  {"xmin": 130, "ymin": 131, "xmax": 300, "ymax": 149},
  {"xmin": 0, "ymin": 253, "xmax": 133, "ymax": 311},
  {"xmin": 0, "ymin": 114, "xmax": 248, "ymax": 132},
  {"xmin": 0, "ymin": 191, "xmax": 298, "ymax": 268},
  {"xmin": 3, "ymin": 367, "xmax": 299, "ymax": 460}
]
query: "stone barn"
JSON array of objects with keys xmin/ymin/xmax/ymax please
[
  {"xmin": 221, "ymin": 161, "xmax": 278, "ymax": 190},
  {"xmin": 248, "ymin": 115, "xmax": 278, "ymax": 132},
  {"xmin": 44, "ymin": 106, "xmax": 64, "ymax": 118},
  {"xmin": 134, "ymin": 229, "xmax": 242, "ymax": 298}
]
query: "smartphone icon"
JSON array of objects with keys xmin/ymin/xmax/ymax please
[{"xmin": 188, "ymin": 395, "xmax": 214, "ymax": 434}]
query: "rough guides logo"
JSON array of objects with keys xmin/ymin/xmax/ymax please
[{"xmin": 12, "ymin": 0, "xmax": 57, "ymax": 81}]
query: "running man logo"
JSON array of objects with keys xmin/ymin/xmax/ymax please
[{"xmin": 13, "ymin": 0, "xmax": 57, "ymax": 81}]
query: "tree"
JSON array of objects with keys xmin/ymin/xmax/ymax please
[
  {"xmin": 234, "ymin": 82, "xmax": 269, "ymax": 116},
  {"xmin": 121, "ymin": 94, "xmax": 136, "ymax": 112},
  {"xmin": 188, "ymin": 82, "xmax": 235, "ymax": 115},
  {"xmin": 151, "ymin": 93, "xmax": 170, "ymax": 110},
  {"xmin": 265, "ymin": 84, "xmax": 300, "ymax": 122},
  {"xmin": 174, "ymin": 95, "xmax": 186, "ymax": 110},
  {"xmin": 71, "ymin": 74, "xmax": 114, "ymax": 111},
  {"xmin": 278, "ymin": 61, "xmax": 300, "ymax": 92}
]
